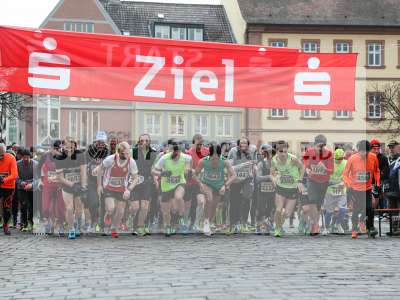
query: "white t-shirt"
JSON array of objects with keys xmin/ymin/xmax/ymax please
[{"xmin": 102, "ymin": 154, "xmax": 138, "ymax": 188}]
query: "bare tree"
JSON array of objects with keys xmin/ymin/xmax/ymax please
[
  {"xmin": 0, "ymin": 92, "xmax": 31, "ymax": 142},
  {"xmin": 371, "ymin": 82, "xmax": 400, "ymax": 138}
]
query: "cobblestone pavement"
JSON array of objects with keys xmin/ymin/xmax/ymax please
[{"xmin": 1, "ymin": 232, "xmax": 400, "ymax": 300}]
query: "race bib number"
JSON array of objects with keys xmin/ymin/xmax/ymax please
[
  {"xmin": 260, "ymin": 181, "xmax": 275, "ymax": 193},
  {"xmin": 168, "ymin": 176, "xmax": 181, "ymax": 185},
  {"xmin": 310, "ymin": 164, "xmax": 327, "ymax": 176},
  {"xmin": 204, "ymin": 172, "xmax": 221, "ymax": 181},
  {"xmin": 138, "ymin": 175, "xmax": 145, "ymax": 184},
  {"xmin": 65, "ymin": 173, "xmax": 80, "ymax": 183},
  {"xmin": 109, "ymin": 177, "xmax": 124, "ymax": 187},
  {"xmin": 331, "ymin": 185, "xmax": 344, "ymax": 196},
  {"xmin": 236, "ymin": 167, "xmax": 251, "ymax": 179},
  {"xmin": 280, "ymin": 174, "xmax": 294, "ymax": 185},
  {"xmin": 356, "ymin": 172, "xmax": 370, "ymax": 183}
]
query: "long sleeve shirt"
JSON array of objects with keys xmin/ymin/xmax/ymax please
[
  {"xmin": 16, "ymin": 159, "xmax": 39, "ymax": 190},
  {"xmin": 0, "ymin": 153, "xmax": 18, "ymax": 189},
  {"xmin": 342, "ymin": 152, "xmax": 380, "ymax": 192}
]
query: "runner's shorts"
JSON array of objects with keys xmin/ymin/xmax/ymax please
[
  {"xmin": 161, "ymin": 184, "xmax": 185, "ymax": 203},
  {"xmin": 103, "ymin": 189, "xmax": 126, "ymax": 201},
  {"xmin": 184, "ymin": 184, "xmax": 202, "ymax": 202},
  {"xmin": 0, "ymin": 188, "xmax": 15, "ymax": 209},
  {"xmin": 132, "ymin": 182, "xmax": 153, "ymax": 201},
  {"xmin": 304, "ymin": 180, "xmax": 329, "ymax": 208},
  {"xmin": 276, "ymin": 185, "xmax": 298, "ymax": 199}
]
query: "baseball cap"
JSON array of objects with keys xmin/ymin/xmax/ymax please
[
  {"xmin": 260, "ymin": 144, "xmax": 272, "ymax": 152},
  {"xmin": 95, "ymin": 131, "xmax": 108, "ymax": 142},
  {"xmin": 370, "ymin": 139, "xmax": 380, "ymax": 147},
  {"xmin": 314, "ymin": 134, "xmax": 327, "ymax": 146},
  {"xmin": 334, "ymin": 148, "xmax": 345, "ymax": 160},
  {"xmin": 388, "ymin": 140, "xmax": 399, "ymax": 147}
]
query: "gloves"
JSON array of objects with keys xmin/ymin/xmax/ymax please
[{"xmin": 160, "ymin": 170, "xmax": 172, "ymax": 177}]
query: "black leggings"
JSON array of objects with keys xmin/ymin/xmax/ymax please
[
  {"xmin": 229, "ymin": 183, "xmax": 251, "ymax": 225},
  {"xmin": 85, "ymin": 183, "xmax": 100, "ymax": 224},
  {"xmin": 256, "ymin": 192, "xmax": 275, "ymax": 222},
  {"xmin": 18, "ymin": 190, "xmax": 33, "ymax": 227},
  {"xmin": 350, "ymin": 189, "xmax": 373, "ymax": 231}
]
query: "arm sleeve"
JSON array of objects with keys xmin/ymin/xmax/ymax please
[
  {"xmin": 374, "ymin": 156, "xmax": 381, "ymax": 187},
  {"xmin": 102, "ymin": 155, "xmax": 113, "ymax": 169},
  {"xmin": 342, "ymin": 157, "xmax": 352, "ymax": 187}
]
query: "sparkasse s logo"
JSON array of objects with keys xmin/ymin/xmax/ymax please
[{"xmin": 28, "ymin": 37, "xmax": 71, "ymax": 90}]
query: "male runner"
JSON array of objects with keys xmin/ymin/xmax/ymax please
[
  {"xmin": 343, "ymin": 140, "xmax": 380, "ymax": 238},
  {"xmin": 152, "ymin": 139, "xmax": 192, "ymax": 237},
  {"xmin": 0, "ymin": 143, "xmax": 18, "ymax": 235}
]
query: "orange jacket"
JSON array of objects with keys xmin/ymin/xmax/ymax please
[
  {"xmin": 342, "ymin": 152, "xmax": 380, "ymax": 191},
  {"xmin": 0, "ymin": 153, "xmax": 18, "ymax": 189}
]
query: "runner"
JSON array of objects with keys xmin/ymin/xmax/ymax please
[
  {"xmin": 152, "ymin": 139, "xmax": 192, "ymax": 237},
  {"xmin": 0, "ymin": 143, "xmax": 18, "ymax": 235},
  {"xmin": 131, "ymin": 133, "xmax": 157, "ymax": 236},
  {"xmin": 322, "ymin": 148, "xmax": 347, "ymax": 235},
  {"xmin": 227, "ymin": 137, "xmax": 257, "ymax": 234},
  {"xmin": 271, "ymin": 141, "xmax": 305, "ymax": 237},
  {"xmin": 85, "ymin": 131, "xmax": 109, "ymax": 233},
  {"xmin": 16, "ymin": 148, "xmax": 38, "ymax": 233},
  {"xmin": 342, "ymin": 140, "xmax": 380, "ymax": 238},
  {"xmin": 52, "ymin": 137, "xmax": 87, "ymax": 239},
  {"xmin": 194, "ymin": 143, "xmax": 236, "ymax": 236},
  {"xmin": 97, "ymin": 141, "xmax": 138, "ymax": 238},
  {"xmin": 186, "ymin": 134, "xmax": 209, "ymax": 233},
  {"xmin": 302, "ymin": 135, "xmax": 334, "ymax": 236},
  {"xmin": 255, "ymin": 144, "xmax": 276, "ymax": 235},
  {"xmin": 37, "ymin": 140, "xmax": 65, "ymax": 235}
]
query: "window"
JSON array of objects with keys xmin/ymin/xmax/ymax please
[
  {"xmin": 37, "ymin": 95, "xmax": 60, "ymax": 144},
  {"xmin": 92, "ymin": 112, "xmax": 100, "ymax": 141},
  {"xmin": 335, "ymin": 110, "xmax": 351, "ymax": 119},
  {"xmin": 302, "ymin": 40, "xmax": 319, "ymax": 53},
  {"xmin": 367, "ymin": 93, "xmax": 382, "ymax": 119},
  {"xmin": 367, "ymin": 41, "xmax": 384, "ymax": 67},
  {"xmin": 302, "ymin": 110, "xmax": 319, "ymax": 119},
  {"xmin": 169, "ymin": 114, "xmax": 185, "ymax": 136},
  {"xmin": 154, "ymin": 24, "xmax": 203, "ymax": 41},
  {"xmin": 194, "ymin": 115, "xmax": 209, "ymax": 136},
  {"xmin": 334, "ymin": 41, "xmax": 351, "ymax": 53},
  {"xmin": 270, "ymin": 109, "xmax": 286, "ymax": 118},
  {"xmin": 69, "ymin": 111, "xmax": 78, "ymax": 138},
  {"xmin": 269, "ymin": 39, "xmax": 287, "ymax": 48},
  {"xmin": 145, "ymin": 114, "xmax": 161, "ymax": 135},
  {"xmin": 80, "ymin": 111, "xmax": 88, "ymax": 147},
  {"xmin": 64, "ymin": 22, "xmax": 94, "ymax": 33},
  {"xmin": 7, "ymin": 119, "xmax": 18, "ymax": 145},
  {"xmin": 216, "ymin": 115, "xmax": 232, "ymax": 137}
]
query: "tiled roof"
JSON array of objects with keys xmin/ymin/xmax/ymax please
[
  {"xmin": 99, "ymin": 0, "xmax": 235, "ymax": 43},
  {"xmin": 238, "ymin": 0, "xmax": 400, "ymax": 27}
]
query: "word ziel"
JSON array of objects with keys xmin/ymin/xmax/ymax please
[{"xmin": 133, "ymin": 55, "xmax": 234, "ymax": 102}]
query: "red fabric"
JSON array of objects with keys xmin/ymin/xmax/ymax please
[
  {"xmin": 0, "ymin": 26, "xmax": 357, "ymax": 110},
  {"xmin": 303, "ymin": 147, "xmax": 334, "ymax": 183},
  {"xmin": 0, "ymin": 153, "xmax": 18, "ymax": 189},
  {"xmin": 105, "ymin": 156, "xmax": 130, "ymax": 192},
  {"xmin": 187, "ymin": 147, "xmax": 209, "ymax": 185}
]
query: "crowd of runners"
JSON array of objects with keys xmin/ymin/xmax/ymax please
[{"xmin": 0, "ymin": 132, "xmax": 399, "ymax": 240}]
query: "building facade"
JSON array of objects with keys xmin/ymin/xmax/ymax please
[
  {"xmin": 21, "ymin": 0, "xmax": 242, "ymax": 148},
  {"xmin": 223, "ymin": 0, "xmax": 400, "ymax": 154}
]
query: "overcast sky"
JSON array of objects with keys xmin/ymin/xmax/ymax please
[{"xmin": 0, "ymin": 0, "xmax": 221, "ymax": 28}]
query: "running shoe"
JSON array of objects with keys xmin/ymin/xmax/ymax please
[
  {"xmin": 368, "ymin": 228, "xmax": 378, "ymax": 238},
  {"xmin": 190, "ymin": 224, "xmax": 201, "ymax": 234},
  {"xmin": 224, "ymin": 227, "xmax": 234, "ymax": 236},
  {"xmin": 83, "ymin": 223, "xmax": 91, "ymax": 233},
  {"xmin": 137, "ymin": 227, "xmax": 146, "ymax": 237},
  {"xmin": 234, "ymin": 224, "xmax": 241, "ymax": 234},
  {"xmin": 298, "ymin": 217, "xmax": 306, "ymax": 234},
  {"xmin": 58, "ymin": 226, "xmax": 65, "ymax": 237},
  {"xmin": 310, "ymin": 224, "xmax": 320, "ymax": 236},
  {"xmin": 322, "ymin": 228, "xmax": 329, "ymax": 236},
  {"xmin": 359, "ymin": 222, "xmax": 367, "ymax": 234},
  {"xmin": 95, "ymin": 223, "xmax": 101, "ymax": 233},
  {"xmin": 111, "ymin": 229, "xmax": 119, "ymax": 238},
  {"xmin": 68, "ymin": 229, "xmax": 76, "ymax": 240},
  {"xmin": 179, "ymin": 223, "xmax": 189, "ymax": 235},
  {"xmin": 44, "ymin": 222, "xmax": 52, "ymax": 235},
  {"xmin": 75, "ymin": 228, "xmax": 81, "ymax": 237},
  {"xmin": 103, "ymin": 215, "xmax": 111, "ymax": 227},
  {"xmin": 336, "ymin": 224, "xmax": 345, "ymax": 234},
  {"xmin": 165, "ymin": 226, "xmax": 172, "ymax": 237},
  {"xmin": 144, "ymin": 227, "xmax": 151, "ymax": 236},
  {"xmin": 3, "ymin": 223, "xmax": 10, "ymax": 235},
  {"xmin": 255, "ymin": 225, "xmax": 262, "ymax": 235},
  {"xmin": 119, "ymin": 223, "xmax": 128, "ymax": 232},
  {"xmin": 351, "ymin": 231, "xmax": 358, "ymax": 239},
  {"xmin": 273, "ymin": 228, "xmax": 281, "ymax": 237},
  {"xmin": 203, "ymin": 221, "xmax": 212, "ymax": 236}
]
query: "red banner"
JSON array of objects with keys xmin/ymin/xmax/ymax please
[{"xmin": 0, "ymin": 26, "xmax": 357, "ymax": 110}]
